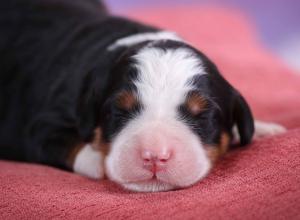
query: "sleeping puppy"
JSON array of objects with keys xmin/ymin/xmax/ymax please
[{"xmin": 0, "ymin": 0, "xmax": 286, "ymax": 192}]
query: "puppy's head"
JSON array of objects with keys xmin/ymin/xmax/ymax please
[{"xmin": 100, "ymin": 40, "xmax": 254, "ymax": 192}]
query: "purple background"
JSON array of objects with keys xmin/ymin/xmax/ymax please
[{"xmin": 105, "ymin": 0, "xmax": 300, "ymax": 72}]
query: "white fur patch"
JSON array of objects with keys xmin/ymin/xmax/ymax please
[
  {"xmin": 233, "ymin": 120, "xmax": 287, "ymax": 143},
  {"xmin": 107, "ymin": 31, "xmax": 182, "ymax": 50},
  {"xmin": 253, "ymin": 120, "xmax": 287, "ymax": 139},
  {"xmin": 105, "ymin": 46, "xmax": 211, "ymax": 192},
  {"xmin": 73, "ymin": 144, "xmax": 104, "ymax": 179}
]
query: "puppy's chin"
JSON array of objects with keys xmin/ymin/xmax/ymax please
[
  {"xmin": 122, "ymin": 180, "xmax": 176, "ymax": 192},
  {"xmin": 109, "ymin": 169, "xmax": 210, "ymax": 192}
]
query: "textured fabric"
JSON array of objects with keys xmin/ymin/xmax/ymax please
[{"xmin": 1, "ymin": 6, "xmax": 300, "ymax": 220}]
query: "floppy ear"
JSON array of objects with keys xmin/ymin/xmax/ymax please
[{"xmin": 232, "ymin": 92, "xmax": 254, "ymax": 146}]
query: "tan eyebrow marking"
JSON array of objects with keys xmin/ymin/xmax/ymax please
[
  {"xmin": 185, "ymin": 92, "xmax": 207, "ymax": 115},
  {"xmin": 115, "ymin": 90, "xmax": 137, "ymax": 110}
]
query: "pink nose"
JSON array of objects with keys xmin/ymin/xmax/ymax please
[{"xmin": 141, "ymin": 148, "xmax": 171, "ymax": 173}]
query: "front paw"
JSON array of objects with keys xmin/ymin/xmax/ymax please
[
  {"xmin": 253, "ymin": 120, "xmax": 287, "ymax": 139},
  {"xmin": 73, "ymin": 144, "xmax": 104, "ymax": 179}
]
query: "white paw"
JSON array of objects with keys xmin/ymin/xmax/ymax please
[
  {"xmin": 73, "ymin": 144, "xmax": 104, "ymax": 179},
  {"xmin": 253, "ymin": 120, "xmax": 287, "ymax": 140}
]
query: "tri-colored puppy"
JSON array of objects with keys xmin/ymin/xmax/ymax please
[{"xmin": 0, "ymin": 0, "xmax": 286, "ymax": 192}]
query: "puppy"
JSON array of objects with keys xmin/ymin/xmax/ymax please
[{"xmin": 0, "ymin": 0, "xmax": 286, "ymax": 192}]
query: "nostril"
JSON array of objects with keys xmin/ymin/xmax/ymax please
[
  {"xmin": 158, "ymin": 150, "xmax": 171, "ymax": 161},
  {"xmin": 140, "ymin": 146, "xmax": 172, "ymax": 173},
  {"xmin": 141, "ymin": 149, "xmax": 153, "ymax": 161},
  {"xmin": 143, "ymin": 158, "xmax": 151, "ymax": 162}
]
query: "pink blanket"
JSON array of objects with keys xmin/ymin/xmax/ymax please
[{"xmin": 1, "ymin": 6, "xmax": 300, "ymax": 219}]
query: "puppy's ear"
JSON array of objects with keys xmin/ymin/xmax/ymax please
[{"xmin": 232, "ymin": 91, "xmax": 254, "ymax": 146}]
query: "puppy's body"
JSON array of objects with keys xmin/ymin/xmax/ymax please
[
  {"xmin": 0, "ymin": 0, "xmax": 155, "ymax": 163},
  {"xmin": 0, "ymin": 0, "xmax": 285, "ymax": 192}
]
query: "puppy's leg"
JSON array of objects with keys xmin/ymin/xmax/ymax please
[
  {"xmin": 28, "ymin": 120, "xmax": 105, "ymax": 179},
  {"xmin": 233, "ymin": 120, "xmax": 286, "ymax": 143},
  {"xmin": 71, "ymin": 128, "xmax": 106, "ymax": 179},
  {"xmin": 72, "ymin": 144, "xmax": 104, "ymax": 179}
]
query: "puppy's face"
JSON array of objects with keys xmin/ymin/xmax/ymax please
[{"xmin": 100, "ymin": 41, "xmax": 254, "ymax": 192}]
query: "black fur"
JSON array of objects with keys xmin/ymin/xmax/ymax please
[
  {"xmin": 0, "ymin": 0, "xmax": 156, "ymax": 168},
  {"xmin": 0, "ymin": 0, "xmax": 254, "ymax": 170}
]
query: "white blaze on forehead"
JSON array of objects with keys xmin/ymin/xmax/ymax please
[
  {"xmin": 133, "ymin": 47, "xmax": 206, "ymax": 118},
  {"xmin": 107, "ymin": 31, "xmax": 183, "ymax": 50}
]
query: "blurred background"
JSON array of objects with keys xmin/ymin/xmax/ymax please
[{"xmin": 105, "ymin": 0, "xmax": 300, "ymax": 73}]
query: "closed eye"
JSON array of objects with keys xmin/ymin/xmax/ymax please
[
  {"xmin": 184, "ymin": 91, "xmax": 208, "ymax": 116},
  {"xmin": 115, "ymin": 90, "xmax": 138, "ymax": 111}
]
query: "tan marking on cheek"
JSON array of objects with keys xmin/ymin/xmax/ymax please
[
  {"xmin": 204, "ymin": 132, "xmax": 231, "ymax": 164},
  {"xmin": 116, "ymin": 90, "xmax": 137, "ymax": 110},
  {"xmin": 92, "ymin": 127, "xmax": 110, "ymax": 179},
  {"xmin": 219, "ymin": 132, "xmax": 230, "ymax": 155},
  {"xmin": 186, "ymin": 92, "xmax": 207, "ymax": 115},
  {"xmin": 91, "ymin": 127, "xmax": 110, "ymax": 156},
  {"xmin": 205, "ymin": 146, "xmax": 220, "ymax": 164}
]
